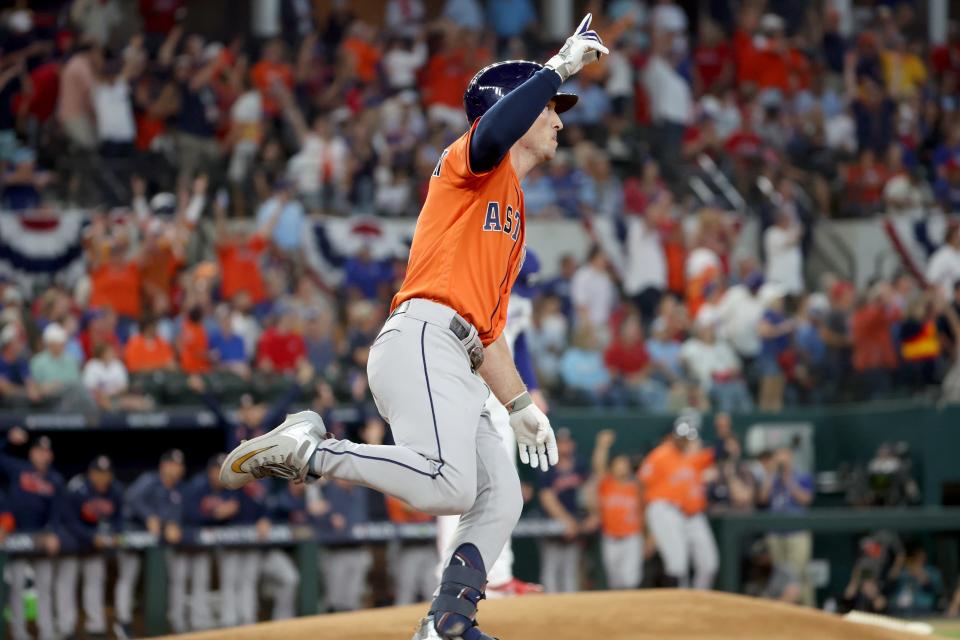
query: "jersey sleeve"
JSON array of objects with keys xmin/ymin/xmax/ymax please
[{"xmin": 440, "ymin": 120, "xmax": 501, "ymax": 188}]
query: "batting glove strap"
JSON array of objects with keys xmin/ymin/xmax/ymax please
[{"xmin": 506, "ymin": 391, "xmax": 533, "ymax": 413}]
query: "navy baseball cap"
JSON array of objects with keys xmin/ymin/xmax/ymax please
[
  {"xmin": 31, "ymin": 435, "xmax": 52, "ymax": 451},
  {"xmin": 89, "ymin": 455, "xmax": 112, "ymax": 472},
  {"xmin": 160, "ymin": 449, "xmax": 185, "ymax": 464},
  {"xmin": 207, "ymin": 453, "xmax": 227, "ymax": 469}
]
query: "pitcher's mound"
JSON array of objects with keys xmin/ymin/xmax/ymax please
[{"xmin": 168, "ymin": 590, "xmax": 929, "ymax": 639}]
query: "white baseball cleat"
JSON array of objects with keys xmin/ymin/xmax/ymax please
[
  {"xmin": 220, "ymin": 410, "xmax": 328, "ymax": 489},
  {"xmin": 410, "ymin": 616, "xmax": 498, "ymax": 640}
]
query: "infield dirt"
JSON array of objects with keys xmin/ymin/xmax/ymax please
[{"xmin": 166, "ymin": 589, "xmax": 931, "ymax": 639}]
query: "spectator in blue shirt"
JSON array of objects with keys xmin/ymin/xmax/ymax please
[
  {"xmin": 522, "ymin": 165, "xmax": 561, "ymax": 217},
  {"xmin": 486, "ymin": 0, "xmax": 536, "ymax": 40},
  {"xmin": 443, "ymin": 0, "xmax": 485, "ymax": 31},
  {"xmin": 541, "ymin": 255, "xmax": 579, "ymax": 320},
  {"xmin": 757, "ymin": 292, "xmax": 794, "ymax": 412},
  {"xmin": 343, "ymin": 245, "xmax": 392, "ymax": 300},
  {"xmin": 759, "ymin": 447, "xmax": 815, "ymax": 605},
  {"xmin": 256, "ymin": 181, "xmax": 306, "ymax": 254},
  {"xmin": 208, "ymin": 305, "xmax": 249, "ymax": 377},
  {"xmin": 560, "ymin": 77, "xmax": 612, "ymax": 129},
  {"xmin": 304, "ymin": 309, "xmax": 338, "ymax": 377},
  {"xmin": 0, "ymin": 323, "xmax": 41, "ymax": 408},
  {"xmin": 560, "ymin": 325, "xmax": 612, "ymax": 406},
  {"xmin": 548, "ymin": 151, "xmax": 592, "ymax": 218},
  {"xmin": 537, "ymin": 428, "xmax": 594, "ymax": 593}
]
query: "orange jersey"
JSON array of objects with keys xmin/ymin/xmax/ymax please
[
  {"xmin": 680, "ymin": 449, "xmax": 714, "ymax": 516},
  {"xmin": 639, "ymin": 442, "xmax": 714, "ymax": 509},
  {"xmin": 597, "ymin": 475, "xmax": 642, "ymax": 538},
  {"xmin": 385, "ymin": 495, "xmax": 433, "ymax": 525},
  {"xmin": 391, "ymin": 121, "xmax": 526, "ymax": 346}
]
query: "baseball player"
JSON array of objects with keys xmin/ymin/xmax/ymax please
[
  {"xmin": 230, "ymin": 479, "xmax": 274, "ymax": 627},
  {"xmin": 116, "ymin": 448, "xmax": 186, "ymax": 637},
  {"xmin": 638, "ymin": 413, "xmax": 719, "ymax": 589},
  {"xmin": 183, "ymin": 454, "xmax": 243, "ymax": 630},
  {"xmin": 591, "ymin": 430, "xmax": 644, "ymax": 590},
  {"xmin": 320, "ymin": 478, "xmax": 375, "ymax": 612},
  {"xmin": 537, "ymin": 428, "xmax": 593, "ymax": 593},
  {"xmin": 387, "ymin": 495, "xmax": 438, "ymax": 606},
  {"xmin": 434, "ymin": 251, "xmax": 545, "ymax": 596},
  {"xmin": 56, "ymin": 455, "xmax": 124, "ymax": 640},
  {"xmin": 0, "ymin": 428, "xmax": 63, "ymax": 640},
  {"xmin": 220, "ymin": 13, "xmax": 607, "ymax": 640},
  {"xmin": 263, "ymin": 481, "xmax": 326, "ymax": 619}
]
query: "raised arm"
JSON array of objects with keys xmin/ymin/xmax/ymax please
[
  {"xmin": 469, "ymin": 13, "xmax": 607, "ymax": 173},
  {"xmin": 592, "ymin": 429, "xmax": 615, "ymax": 477}
]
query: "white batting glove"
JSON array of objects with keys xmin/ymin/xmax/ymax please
[
  {"xmin": 507, "ymin": 391, "xmax": 559, "ymax": 472},
  {"xmin": 544, "ymin": 13, "xmax": 610, "ymax": 83}
]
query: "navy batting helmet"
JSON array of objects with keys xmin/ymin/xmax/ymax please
[{"xmin": 463, "ymin": 60, "xmax": 578, "ymax": 124}]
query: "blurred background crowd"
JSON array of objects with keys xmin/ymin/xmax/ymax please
[{"xmin": 2, "ymin": 0, "xmax": 960, "ymax": 416}]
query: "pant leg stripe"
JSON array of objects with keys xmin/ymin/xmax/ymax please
[
  {"xmin": 420, "ymin": 321, "xmax": 445, "ymax": 476},
  {"xmin": 322, "ymin": 449, "xmax": 440, "ymax": 478}
]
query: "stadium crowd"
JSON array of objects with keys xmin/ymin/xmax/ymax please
[{"xmin": 1, "ymin": 0, "xmax": 960, "ymax": 417}]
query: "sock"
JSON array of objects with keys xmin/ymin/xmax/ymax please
[{"xmin": 431, "ymin": 543, "xmax": 487, "ymax": 638}]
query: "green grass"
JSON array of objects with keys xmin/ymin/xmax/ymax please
[{"xmin": 930, "ymin": 620, "xmax": 960, "ymax": 638}]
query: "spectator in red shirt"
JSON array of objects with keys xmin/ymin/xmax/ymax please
[
  {"xmin": 693, "ymin": 19, "xmax": 734, "ymax": 95},
  {"xmin": 851, "ymin": 282, "xmax": 900, "ymax": 400},
  {"xmin": 256, "ymin": 307, "xmax": 306, "ymax": 374},
  {"xmin": 604, "ymin": 312, "xmax": 669, "ymax": 411},
  {"xmin": 843, "ymin": 149, "xmax": 892, "ymax": 216}
]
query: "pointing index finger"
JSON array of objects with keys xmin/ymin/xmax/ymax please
[{"xmin": 576, "ymin": 13, "xmax": 593, "ymax": 35}]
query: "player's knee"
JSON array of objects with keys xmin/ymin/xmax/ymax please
[{"xmin": 416, "ymin": 483, "xmax": 476, "ymax": 515}]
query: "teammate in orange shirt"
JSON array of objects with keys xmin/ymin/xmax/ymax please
[
  {"xmin": 221, "ymin": 15, "xmax": 608, "ymax": 640},
  {"xmin": 591, "ymin": 429, "xmax": 644, "ymax": 589},
  {"xmin": 638, "ymin": 411, "xmax": 719, "ymax": 589}
]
